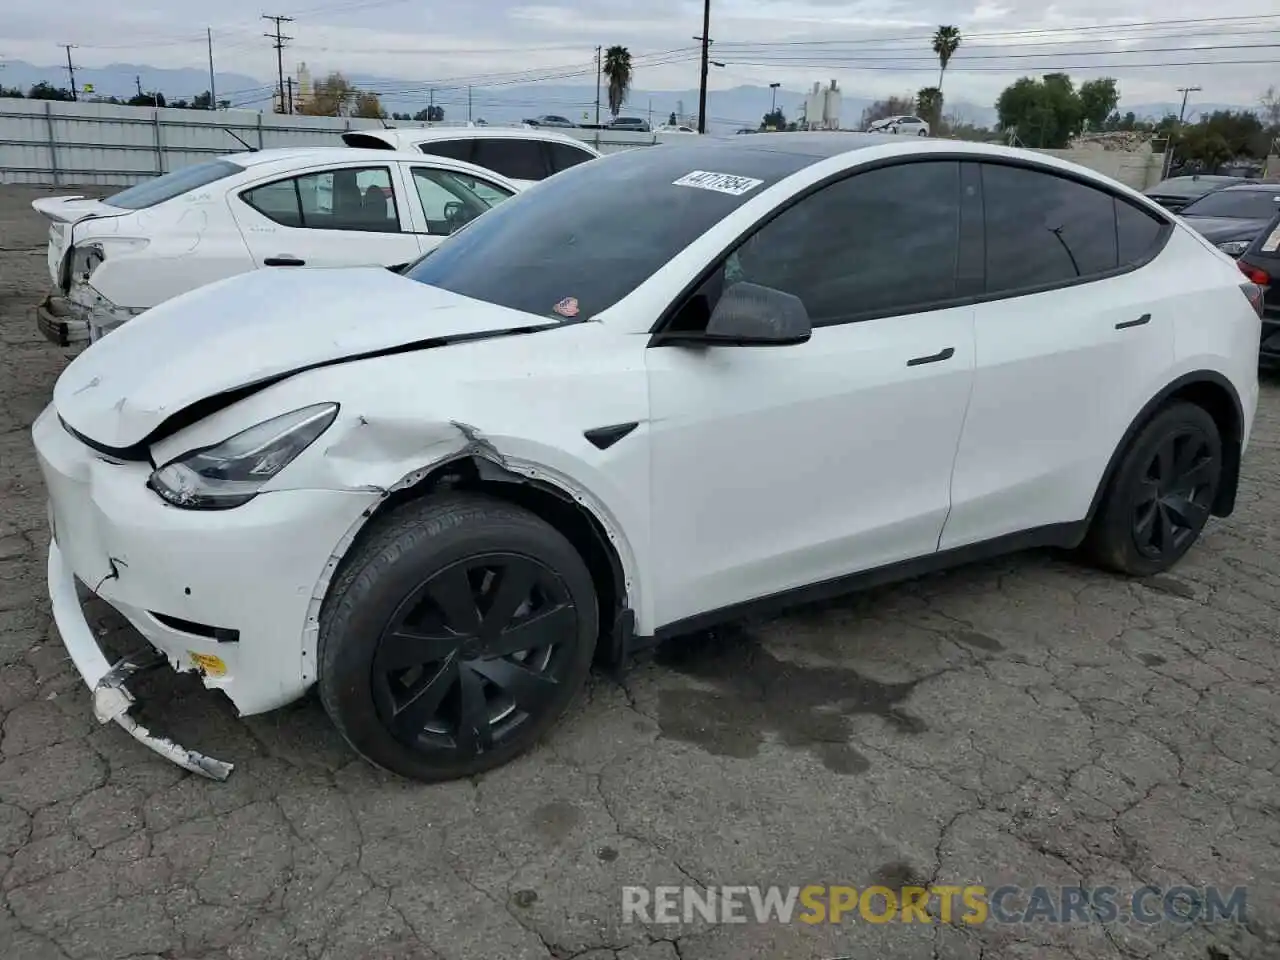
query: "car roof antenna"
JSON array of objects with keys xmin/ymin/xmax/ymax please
[{"xmin": 223, "ymin": 127, "xmax": 258, "ymax": 152}]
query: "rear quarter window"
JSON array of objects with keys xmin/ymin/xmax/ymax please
[
  {"xmin": 419, "ymin": 139, "xmax": 474, "ymax": 163},
  {"xmin": 103, "ymin": 159, "xmax": 244, "ymax": 210}
]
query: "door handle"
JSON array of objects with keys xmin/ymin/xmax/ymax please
[
  {"xmin": 1115, "ymin": 313, "xmax": 1151, "ymax": 330},
  {"xmin": 906, "ymin": 347, "xmax": 955, "ymax": 367},
  {"xmin": 264, "ymin": 256, "xmax": 306, "ymax": 267}
]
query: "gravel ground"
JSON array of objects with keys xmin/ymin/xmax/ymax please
[{"xmin": 0, "ymin": 183, "xmax": 1278, "ymax": 960}]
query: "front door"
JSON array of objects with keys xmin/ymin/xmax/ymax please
[{"xmin": 645, "ymin": 159, "xmax": 978, "ymax": 628}]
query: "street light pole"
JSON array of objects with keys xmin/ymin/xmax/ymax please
[
  {"xmin": 695, "ymin": 0, "xmax": 711, "ymax": 134},
  {"xmin": 769, "ymin": 81, "xmax": 780, "ymax": 113}
]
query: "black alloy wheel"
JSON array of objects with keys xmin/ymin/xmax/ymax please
[
  {"xmin": 1085, "ymin": 401, "xmax": 1222, "ymax": 576},
  {"xmin": 373, "ymin": 553, "xmax": 578, "ymax": 755},
  {"xmin": 1130, "ymin": 428, "xmax": 1216, "ymax": 562},
  {"xmin": 318, "ymin": 493, "xmax": 598, "ymax": 782}
]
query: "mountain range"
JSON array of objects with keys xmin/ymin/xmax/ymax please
[{"xmin": 0, "ymin": 59, "xmax": 1256, "ymax": 134}]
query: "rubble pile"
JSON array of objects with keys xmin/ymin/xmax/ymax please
[{"xmin": 1069, "ymin": 131, "xmax": 1156, "ymax": 151}]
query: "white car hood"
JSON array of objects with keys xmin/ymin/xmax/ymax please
[{"xmin": 54, "ymin": 266, "xmax": 554, "ymax": 450}]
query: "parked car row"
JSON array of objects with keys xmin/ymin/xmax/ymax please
[
  {"xmin": 35, "ymin": 127, "xmax": 599, "ymax": 344},
  {"xmin": 523, "ymin": 114, "xmax": 657, "ymax": 132},
  {"xmin": 29, "ymin": 131, "xmax": 1266, "ymax": 786}
]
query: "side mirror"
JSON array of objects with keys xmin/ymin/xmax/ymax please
[{"xmin": 701, "ymin": 281, "xmax": 812, "ymax": 345}]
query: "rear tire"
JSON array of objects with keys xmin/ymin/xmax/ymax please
[
  {"xmin": 318, "ymin": 493, "xmax": 598, "ymax": 782},
  {"xmin": 1085, "ymin": 402, "xmax": 1222, "ymax": 576}
]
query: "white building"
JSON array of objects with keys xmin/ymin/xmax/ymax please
[{"xmin": 801, "ymin": 80, "xmax": 841, "ymax": 131}]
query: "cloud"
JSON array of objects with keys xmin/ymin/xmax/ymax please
[{"xmin": 2, "ymin": 0, "xmax": 1276, "ymax": 110}]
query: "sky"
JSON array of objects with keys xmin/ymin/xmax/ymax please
[{"xmin": 3, "ymin": 0, "xmax": 1279, "ymax": 115}]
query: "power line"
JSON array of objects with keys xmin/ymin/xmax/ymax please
[
  {"xmin": 262, "ymin": 14, "xmax": 293, "ymax": 114},
  {"xmin": 710, "ymin": 13, "xmax": 1280, "ymax": 48}
]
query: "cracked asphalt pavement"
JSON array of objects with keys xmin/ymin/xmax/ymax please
[{"xmin": 1, "ymin": 184, "xmax": 1278, "ymax": 960}]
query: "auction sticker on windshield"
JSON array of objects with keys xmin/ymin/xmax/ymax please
[{"xmin": 672, "ymin": 170, "xmax": 765, "ymax": 196}]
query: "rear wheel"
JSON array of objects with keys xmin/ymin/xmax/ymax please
[
  {"xmin": 1085, "ymin": 402, "xmax": 1222, "ymax": 576},
  {"xmin": 318, "ymin": 493, "xmax": 597, "ymax": 782}
]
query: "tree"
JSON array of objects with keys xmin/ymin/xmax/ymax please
[
  {"xmin": 300, "ymin": 71, "xmax": 358, "ymax": 116},
  {"xmin": 1260, "ymin": 86, "xmax": 1280, "ymax": 130},
  {"xmin": 28, "ymin": 82, "xmax": 74, "ymax": 101},
  {"xmin": 860, "ymin": 95, "xmax": 915, "ymax": 129},
  {"xmin": 352, "ymin": 91, "xmax": 385, "ymax": 119},
  {"xmin": 668, "ymin": 111, "xmax": 677, "ymax": 126},
  {"xmin": 603, "ymin": 45, "xmax": 632, "ymax": 118},
  {"xmin": 916, "ymin": 86, "xmax": 944, "ymax": 130},
  {"xmin": 760, "ymin": 108, "xmax": 785, "ymax": 131},
  {"xmin": 1078, "ymin": 78, "xmax": 1119, "ymax": 131},
  {"xmin": 192, "ymin": 91, "xmax": 213, "ymax": 110},
  {"xmin": 995, "ymin": 73, "xmax": 1087, "ymax": 148},
  {"xmin": 0, "ymin": 85, "xmax": 24, "ymax": 98},
  {"xmin": 127, "ymin": 91, "xmax": 165, "ymax": 107},
  {"xmin": 932, "ymin": 26, "xmax": 961, "ymax": 93}
]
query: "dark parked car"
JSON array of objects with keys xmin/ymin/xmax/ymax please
[
  {"xmin": 1236, "ymin": 209, "xmax": 1280, "ymax": 368},
  {"xmin": 523, "ymin": 115, "xmax": 577, "ymax": 128},
  {"xmin": 1176, "ymin": 183, "xmax": 1280, "ymax": 257},
  {"xmin": 1143, "ymin": 175, "xmax": 1245, "ymax": 213}
]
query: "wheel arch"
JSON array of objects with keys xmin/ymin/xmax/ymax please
[
  {"xmin": 319, "ymin": 451, "xmax": 637, "ymax": 669},
  {"xmin": 1086, "ymin": 370, "xmax": 1244, "ymax": 529}
]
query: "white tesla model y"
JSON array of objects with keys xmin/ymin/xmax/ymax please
[{"xmin": 34, "ymin": 134, "xmax": 1262, "ymax": 781}]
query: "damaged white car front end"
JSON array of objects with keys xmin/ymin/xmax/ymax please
[{"xmin": 33, "ymin": 262, "xmax": 647, "ymax": 780}]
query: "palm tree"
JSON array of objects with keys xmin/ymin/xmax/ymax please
[
  {"xmin": 932, "ymin": 26, "xmax": 961, "ymax": 94},
  {"xmin": 916, "ymin": 86, "xmax": 944, "ymax": 130},
  {"xmin": 603, "ymin": 45, "xmax": 632, "ymax": 118}
]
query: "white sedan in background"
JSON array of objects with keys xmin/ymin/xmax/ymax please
[
  {"xmin": 866, "ymin": 115, "xmax": 931, "ymax": 136},
  {"xmin": 34, "ymin": 147, "xmax": 520, "ymax": 344}
]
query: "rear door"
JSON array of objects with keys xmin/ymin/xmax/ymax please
[
  {"xmin": 939, "ymin": 161, "xmax": 1176, "ymax": 550},
  {"xmin": 231, "ymin": 161, "xmax": 422, "ymax": 270}
]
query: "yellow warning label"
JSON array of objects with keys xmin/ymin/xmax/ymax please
[{"xmin": 189, "ymin": 652, "xmax": 227, "ymax": 677}]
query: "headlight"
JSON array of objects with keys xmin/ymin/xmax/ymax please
[
  {"xmin": 148, "ymin": 403, "xmax": 339, "ymax": 510},
  {"xmin": 1217, "ymin": 240, "xmax": 1250, "ymax": 256}
]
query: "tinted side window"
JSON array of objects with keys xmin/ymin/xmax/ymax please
[
  {"xmin": 419, "ymin": 140, "xmax": 473, "ymax": 163},
  {"xmin": 546, "ymin": 141, "xmax": 594, "ymax": 174},
  {"xmin": 1116, "ymin": 198, "xmax": 1165, "ymax": 265},
  {"xmin": 697, "ymin": 161, "xmax": 962, "ymax": 327},
  {"xmin": 243, "ymin": 167, "xmax": 399, "ymax": 233},
  {"xmin": 472, "ymin": 138, "xmax": 549, "ymax": 181},
  {"xmin": 981, "ymin": 164, "xmax": 1118, "ymax": 293},
  {"xmin": 242, "ymin": 178, "xmax": 302, "ymax": 227}
]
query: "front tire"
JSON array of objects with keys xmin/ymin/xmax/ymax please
[
  {"xmin": 1085, "ymin": 402, "xmax": 1222, "ymax": 576},
  {"xmin": 318, "ymin": 493, "xmax": 598, "ymax": 782}
]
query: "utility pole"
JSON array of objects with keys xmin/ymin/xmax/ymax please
[
  {"xmin": 286, "ymin": 77, "xmax": 294, "ymax": 114},
  {"xmin": 263, "ymin": 14, "xmax": 293, "ymax": 114},
  {"xmin": 595, "ymin": 46, "xmax": 602, "ymax": 126},
  {"xmin": 694, "ymin": 0, "xmax": 711, "ymax": 134},
  {"xmin": 467, "ymin": 85, "xmax": 472, "ymax": 122},
  {"xmin": 135, "ymin": 75, "xmax": 143, "ymax": 98},
  {"xmin": 207, "ymin": 27, "xmax": 217, "ymax": 110},
  {"xmin": 62, "ymin": 44, "xmax": 78, "ymax": 101},
  {"xmin": 1165, "ymin": 85, "xmax": 1202, "ymax": 178}
]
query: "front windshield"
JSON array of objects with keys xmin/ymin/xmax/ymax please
[
  {"xmin": 403, "ymin": 142, "xmax": 813, "ymax": 321},
  {"xmin": 1180, "ymin": 189, "xmax": 1280, "ymax": 219}
]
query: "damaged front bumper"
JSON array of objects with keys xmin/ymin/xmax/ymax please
[{"xmin": 47, "ymin": 539, "xmax": 234, "ymax": 780}]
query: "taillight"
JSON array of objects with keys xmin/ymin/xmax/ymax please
[
  {"xmin": 1237, "ymin": 259, "xmax": 1271, "ymax": 286},
  {"xmin": 1239, "ymin": 282, "xmax": 1264, "ymax": 319}
]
